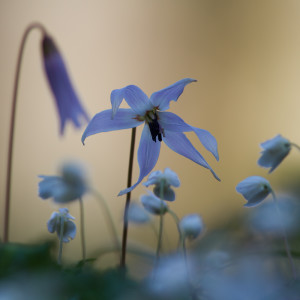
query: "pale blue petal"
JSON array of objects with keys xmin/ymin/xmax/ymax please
[
  {"xmin": 159, "ymin": 112, "xmax": 219, "ymax": 160},
  {"xmin": 236, "ymin": 176, "xmax": 271, "ymax": 207},
  {"xmin": 64, "ymin": 220, "xmax": 77, "ymax": 241},
  {"xmin": 149, "ymin": 78, "xmax": 197, "ymax": 111},
  {"xmin": 47, "ymin": 212, "xmax": 58, "ymax": 233},
  {"xmin": 38, "ymin": 175, "xmax": 64, "ymax": 199},
  {"xmin": 163, "ymin": 131, "xmax": 220, "ymax": 181},
  {"xmin": 258, "ymin": 135, "xmax": 291, "ymax": 173},
  {"xmin": 118, "ymin": 125, "xmax": 161, "ymax": 196},
  {"xmin": 110, "ymin": 85, "xmax": 152, "ymax": 117},
  {"xmin": 82, "ymin": 109, "xmax": 142, "ymax": 144}
]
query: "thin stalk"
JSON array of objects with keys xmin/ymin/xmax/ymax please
[
  {"xmin": 291, "ymin": 143, "xmax": 300, "ymax": 151},
  {"xmin": 4, "ymin": 22, "xmax": 47, "ymax": 242},
  {"xmin": 58, "ymin": 216, "xmax": 65, "ymax": 265},
  {"xmin": 271, "ymin": 190, "xmax": 297, "ymax": 279},
  {"xmin": 155, "ymin": 181, "xmax": 165, "ymax": 262},
  {"xmin": 79, "ymin": 198, "xmax": 86, "ymax": 262},
  {"xmin": 167, "ymin": 208, "xmax": 183, "ymax": 250},
  {"xmin": 120, "ymin": 127, "xmax": 136, "ymax": 268},
  {"xmin": 92, "ymin": 189, "xmax": 119, "ymax": 251}
]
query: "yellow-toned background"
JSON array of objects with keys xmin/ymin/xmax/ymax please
[{"xmin": 1, "ymin": 0, "xmax": 300, "ymax": 265}]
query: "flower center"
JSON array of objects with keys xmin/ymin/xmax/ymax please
[{"xmin": 144, "ymin": 109, "xmax": 164, "ymax": 142}]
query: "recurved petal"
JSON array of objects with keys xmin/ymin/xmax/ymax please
[
  {"xmin": 191, "ymin": 127, "xmax": 219, "ymax": 161},
  {"xmin": 81, "ymin": 109, "xmax": 142, "ymax": 144},
  {"xmin": 149, "ymin": 78, "xmax": 196, "ymax": 111},
  {"xmin": 118, "ymin": 124, "xmax": 161, "ymax": 196},
  {"xmin": 163, "ymin": 131, "xmax": 220, "ymax": 181},
  {"xmin": 159, "ymin": 112, "xmax": 219, "ymax": 160},
  {"xmin": 111, "ymin": 85, "xmax": 152, "ymax": 117}
]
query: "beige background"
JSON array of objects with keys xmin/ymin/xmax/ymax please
[{"xmin": 1, "ymin": 0, "xmax": 300, "ymax": 265}]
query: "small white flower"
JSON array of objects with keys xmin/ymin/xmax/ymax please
[
  {"xmin": 127, "ymin": 203, "xmax": 151, "ymax": 224},
  {"xmin": 140, "ymin": 191, "xmax": 168, "ymax": 215},
  {"xmin": 143, "ymin": 168, "xmax": 180, "ymax": 201},
  {"xmin": 179, "ymin": 214, "xmax": 204, "ymax": 239},
  {"xmin": 47, "ymin": 208, "xmax": 76, "ymax": 243},
  {"xmin": 236, "ymin": 176, "xmax": 272, "ymax": 207},
  {"xmin": 258, "ymin": 135, "xmax": 291, "ymax": 173}
]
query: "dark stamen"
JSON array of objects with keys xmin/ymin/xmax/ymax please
[{"xmin": 148, "ymin": 113, "xmax": 162, "ymax": 142}]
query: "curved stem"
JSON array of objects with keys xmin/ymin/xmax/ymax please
[
  {"xmin": 271, "ymin": 190, "xmax": 297, "ymax": 279},
  {"xmin": 79, "ymin": 198, "xmax": 86, "ymax": 262},
  {"xmin": 4, "ymin": 22, "xmax": 47, "ymax": 243},
  {"xmin": 120, "ymin": 127, "xmax": 136, "ymax": 268},
  {"xmin": 291, "ymin": 142, "xmax": 300, "ymax": 151},
  {"xmin": 91, "ymin": 189, "xmax": 120, "ymax": 252},
  {"xmin": 155, "ymin": 181, "xmax": 165, "ymax": 263},
  {"xmin": 58, "ymin": 215, "xmax": 65, "ymax": 265},
  {"xmin": 167, "ymin": 208, "xmax": 183, "ymax": 250}
]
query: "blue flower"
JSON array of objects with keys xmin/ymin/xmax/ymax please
[
  {"xmin": 179, "ymin": 213, "xmax": 204, "ymax": 240},
  {"xmin": 143, "ymin": 168, "xmax": 180, "ymax": 201},
  {"xmin": 236, "ymin": 176, "xmax": 272, "ymax": 207},
  {"xmin": 47, "ymin": 208, "xmax": 76, "ymax": 243},
  {"xmin": 141, "ymin": 191, "xmax": 168, "ymax": 215},
  {"xmin": 82, "ymin": 78, "xmax": 220, "ymax": 195},
  {"xmin": 258, "ymin": 135, "xmax": 291, "ymax": 173},
  {"xmin": 38, "ymin": 162, "xmax": 88, "ymax": 203},
  {"xmin": 42, "ymin": 35, "xmax": 89, "ymax": 135}
]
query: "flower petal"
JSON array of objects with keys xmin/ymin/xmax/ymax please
[
  {"xmin": 64, "ymin": 220, "xmax": 77, "ymax": 241},
  {"xmin": 42, "ymin": 36, "xmax": 89, "ymax": 135},
  {"xmin": 38, "ymin": 175, "xmax": 64, "ymax": 199},
  {"xmin": 150, "ymin": 78, "xmax": 196, "ymax": 111},
  {"xmin": 47, "ymin": 212, "xmax": 58, "ymax": 233},
  {"xmin": 159, "ymin": 112, "xmax": 219, "ymax": 160},
  {"xmin": 111, "ymin": 85, "xmax": 152, "ymax": 117},
  {"xmin": 163, "ymin": 131, "xmax": 220, "ymax": 181},
  {"xmin": 118, "ymin": 124, "xmax": 161, "ymax": 195},
  {"xmin": 81, "ymin": 109, "xmax": 142, "ymax": 144}
]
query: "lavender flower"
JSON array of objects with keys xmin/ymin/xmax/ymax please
[
  {"xmin": 236, "ymin": 176, "xmax": 272, "ymax": 207},
  {"xmin": 258, "ymin": 135, "xmax": 291, "ymax": 172},
  {"xmin": 82, "ymin": 79, "xmax": 219, "ymax": 195},
  {"xmin": 42, "ymin": 35, "xmax": 89, "ymax": 134},
  {"xmin": 47, "ymin": 208, "xmax": 76, "ymax": 243}
]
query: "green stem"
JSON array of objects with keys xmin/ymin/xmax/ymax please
[
  {"xmin": 92, "ymin": 189, "xmax": 119, "ymax": 251},
  {"xmin": 271, "ymin": 190, "xmax": 297, "ymax": 279},
  {"xmin": 167, "ymin": 208, "xmax": 183, "ymax": 250},
  {"xmin": 79, "ymin": 198, "xmax": 86, "ymax": 262},
  {"xmin": 120, "ymin": 127, "xmax": 136, "ymax": 268},
  {"xmin": 58, "ymin": 216, "xmax": 65, "ymax": 265},
  {"xmin": 4, "ymin": 22, "xmax": 47, "ymax": 243},
  {"xmin": 155, "ymin": 181, "xmax": 165, "ymax": 263}
]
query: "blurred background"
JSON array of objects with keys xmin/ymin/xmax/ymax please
[{"xmin": 1, "ymin": 0, "xmax": 300, "ymax": 267}]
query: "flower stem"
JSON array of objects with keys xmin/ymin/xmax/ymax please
[
  {"xmin": 155, "ymin": 181, "xmax": 165, "ymax": 263},
  {"xmin": 92, "ymin": 189, "xmax": 120, "ymax": 252},
  {"xmin": 271, "ymin": 191, "xmax": 297, "ymax": 279},
  {"xmin": 4, "ymin": 22, "xmax": 47, "ymax": 243},
  {"xmin": 167, "ymin": 208, "xmax": 183, "ymax": 250},
  {"xmin": 58, "ymin": 216, "xmax": 65, "ymax": 265},
  {"xmin": 79, "ymin": 197, "xmax": 86, "ymax": 262},
  {"xmin": 120, "ymin": 127, "xmax": 136, "ymax": 268},
  {"xmin": 291, "ymin": 142, "xmax": 300, "ymax": 151}
]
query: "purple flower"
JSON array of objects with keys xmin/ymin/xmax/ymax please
[
  {"xmin": 82, "ymin": 79, "xmax": 219, "ymax": 195},
  {"xmin": 42, "ymin": 35, "xmax": 89, "ymax": 135}
]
